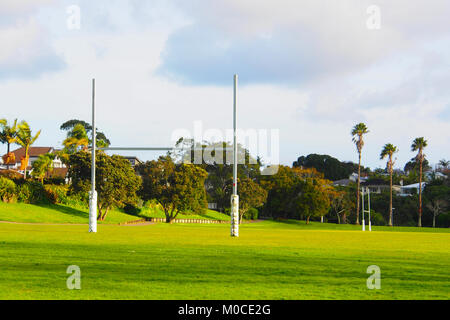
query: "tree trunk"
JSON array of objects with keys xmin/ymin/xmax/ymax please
[
  {"xmin": 306, "ymin": 216, "xmax": 310, "ymax": 224},
  {"xmin": 101, "ymin": 208, "xmax": 109, "ymax": 221},
  {"xmin": 165, "ymin": 206, "xmax": 177, "ymax": 223},
  {"xmin": 388, "ymin": 166, "xmax": 393, "ymax": 226},
  {"xmin": 356, "ymin": 152, "xmax": 361, "ymax": 225},
  {"xmin": 433, "ymin": 214, "xmax": 436, "ymax": 228},
  {"xmin": 418, "ymin": 156, "xmax": 423, "ymax": 227},
  {"xmin": 343, "ymin": 213, "xmax": 347, "ymax": 224},
  {"xmin": 23, "ymin": 146, "xmax": 29, "ymax": 179},
  {"xmin": 321, "ymin": 216, "xmax": 323, "ymax": 223},
  {"xmin": 6, "ymin": 143, "xmax": 10, "ymax": 170},
  {"xmin": 337, "ymin": 213, "xmax": 341, "ymax": 224},
  {"xmin": 165, "ymin": 209, "xmax": 172, "ymax": 223}
]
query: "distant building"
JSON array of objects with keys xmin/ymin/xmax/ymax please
[
  {"xmin": 333, "ymin": 173, "xmax": 368, "ymax": 187},
  {"xmin": 1, "ymin": 146, "xmax": 67, "ymax": 180},
  {"xmin": 425, "ymin": 171, "xmax": 447, "ymax": 180},
  {"xmin": 1, "ymin": 147, "xmax": 65, "ymax": 170},
  {"xmin": 349, "ymin": 172, "xmax": 368, "ymax": 183},
  {"xmin": 399, "ymin": 182, "xmax": 427, "ymax": 196},
  {"xmin": 124, "ymin": 156, "xmax": 143, "ymax": 167}
]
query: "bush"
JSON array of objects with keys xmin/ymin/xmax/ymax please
[
  {"xmin": 437, "ymin": 213, "xmax": 450, "ymax": 228},
  {"xmin": 370, "ymin": 211, "xmax": 386, "ymax": 226},
  {"xmin": 62, "ymin": 194, "xmax": 89, "ymax": 209},
  {"xmin": 16, "ymin": 181, "xmax": 47, "ymax": 204},
  {"xmin": 244, "ymin": 207, "xmax": 259, "ymax": 220},
  {"xmin": 0, "ymin": 170, "xmax": 23, "ymax": 180},
  {"xmin": 143, "ymin": 199, "xmax": 162, "ymax": 210},
  {"xmin": 0, "ymin": 177, "xmax": 16, "ymax": 203},
  {"xmin": 44, "ymin": 185, "xmax": 68, "ymax": 204},
  {"xmin": 43, "ymin": 177, "xmax": 66, "ymax": 185}
]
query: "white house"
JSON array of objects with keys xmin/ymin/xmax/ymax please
[
  {"xmin": 1, "ymin": 146, "xmax": 66, "ymax": 172},
  {"xmin": 399, "ymin": 182, "xmax": 427, "ymax": 196}
]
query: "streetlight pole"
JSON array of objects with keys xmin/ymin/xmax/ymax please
[
  {"xmin": 230, "ymin": 74, "xmax": 239, "ymax": 237},
  {"xmin": 89, "ymin": 78, "xmax": 97, "ymax": 233}
]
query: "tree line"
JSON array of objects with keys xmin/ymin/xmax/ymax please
[{"xmin": 1, "ymin": 118, "xmax": 448, "ymax": 227}]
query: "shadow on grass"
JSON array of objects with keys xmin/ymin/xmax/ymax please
[
  {"xmin": 200, "ymin": 212, "xmax": 230, "ymax": 221},
  {"xmin": 35, "ymin": 203, "xmax": 88, "ymax": 219},
  {"xmin": 270, "ymin": 219, "xmax": 307, "ymax": 226}
]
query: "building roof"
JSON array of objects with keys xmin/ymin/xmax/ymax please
[
  {"xmin": 6, "ymin": 147, "xmax": 54, "ymax": 162},
  {"xmin": 401, "ymin": 182, "xmax": 426, "ymax": 189},
  {"xmin": 332, "ymin": 179, "xmax": 350, "ymax": 186}
]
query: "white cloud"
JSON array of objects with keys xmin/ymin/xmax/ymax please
[
  {"xmin": 0, "ymin": 0, "xmax": 448, "ymax": 170},
  {"xmin": 0, "ymin": 0, "xmax": 54, "ymax": 15}
]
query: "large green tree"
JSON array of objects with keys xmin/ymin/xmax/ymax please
[
  {"xmin": 260, "ymin": 166, "xmax": 300, "ymax": 219},
  {"xmin": 411, "ymin": 137, "xmax": 428, "ymax": 227},
  {"xmin": 424, "ymin": 185, "xmax": 449, "ymax": 228},
  {"xmin": 380, "ymin": 143, "xmax": 398, "ymax": 226},
  {"xmin": 173, "ymin": 138, "xmax": 261, "ymax": 212},
  {"xmin": 295, "ymin": 179, "xmax": 331, "ymax": 224},
  {"xmin": 329, "ymin": 187, "xmax": 354, "ymax": 224},
  {"xmin": 68, "ymin": 151, "xmax": 141, "ymax": 221},
  {"xmin": 226, "ymin": 177, "xmax": 267, "ymax": 223},
  {"xmin": 136, "ymin": 155, "xmax": 208, "ymax": 223},
  {"xmin": 293, "ymin": 154, "xmax": 365, "ymax": 181},
  {"xmin": 351, "ymin": 123, "xmax": 369, "ymax": 225}
]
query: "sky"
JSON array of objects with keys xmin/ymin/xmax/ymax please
[{"xmin": 0, "ymin": 0, "xmax": 449, "ymax": 171}]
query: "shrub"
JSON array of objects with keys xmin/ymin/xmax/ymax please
[
  {"xmin": 43, "ymin": 177, "xmax": 66, "ymax": 185},
  {"xmin": 143, "ymin": 199, "xmax": 162, "ymax": 210},
  {"xmin": 437, "ymin": 213, "xmax": 450, "ymax": 228},
  {"xmin": 370, "ymin": 211, "xmax": 386, "ymax": 226},
  {"xmin": 0, "ymin": 177, "xmax": 16, "ymax": 203},
  {"xmin": 16, "ymin": 181, "xmax": 47, "ymax": 204},
  {"xmin": 0, "ymin": 170, "xmax": 23, "ymax": 180},
  {"xmin": 244, "ymin": 207, "xmax": 259, "ymax": 220},
  {"xmin": 44, "ymin": 185, "xmax": 68, "ymax": 204},
  {"xmin": 62, "ymin": 193, "xmax": 89, "ymax": 209}
]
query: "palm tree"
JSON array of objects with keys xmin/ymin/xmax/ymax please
[
  {"xmin": 0, "ymin": 119, "xmax": 19, "ymax": 169},
  {"xmin": 31, "ymin": 153, "xmax": 55, "ymax": 183},
  {"xmin": 15, "ymin": 121, "xmax": 41, "ymax": 179},
  {"xmin": 438, "ymin": 159, "xmax": 449, "ymax": 170},
  {"xmin": 63, "ymin": 123, "xmax": 89, "ymax": 152},
  {"xmin": 351, "ymin": 123, "xmax": 369, "ymax": 225},
  {"xmin": 380, "ymin": 143, "xmax": 398, "ymax": 226},
  {"xmin": 411, "ymin": 137, "xmax": 428, "ymax": 227}
]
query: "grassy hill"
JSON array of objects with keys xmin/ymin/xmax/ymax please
[
  {"xmin": 0, "ymin": 202, "xmax": 230, "ymax": 224},
  {"xmin": 0, "ymin": 221, "xmax": 448, "ymax": 299}
]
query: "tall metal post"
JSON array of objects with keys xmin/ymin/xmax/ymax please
[
  {"xmin": 361, "ymin": 187, "xmax": 365, "ymax": 231},
  {"xmin": 231, "ymin": 74, "xmax": 239, "ymax": 237},
  {"xmin": 89, "ymin": 79, "xmax": 97, "ymax": 233},
  {"xmin": 368, "ymin": 188, "xmax": 372, "ymax": 231}
]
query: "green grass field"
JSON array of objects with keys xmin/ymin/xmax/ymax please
[{"xmin": 0, "ymin": 217, "xmax": 449, "ymax": 299}]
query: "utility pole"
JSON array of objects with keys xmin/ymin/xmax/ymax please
[
  {"xmin": 89, "ymin": 78, "xmax": 97, "ymax": 233},
  {"xmin": 231, "ymin": 74, "xmax": 239, "ymax": 237}
]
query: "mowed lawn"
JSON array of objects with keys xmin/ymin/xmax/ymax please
[{"xmin": 0, "ymin": 221, "xmax": 449, "ymax": 299}]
